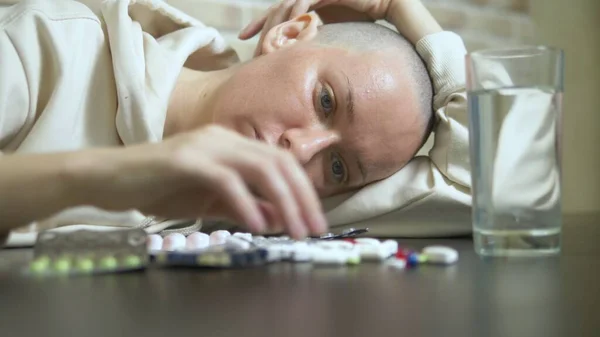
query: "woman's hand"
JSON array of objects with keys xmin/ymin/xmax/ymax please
[
  {"xmin": 239, "ymin": 0, "xmax": 442, "ymax": 52},
  {"xmin": 92, "ymin": 125, "xmax": 327, "ymax": 239},
  {"xmin": 239, "ymin": 0, "xmax": 394, "ymax": 56}
]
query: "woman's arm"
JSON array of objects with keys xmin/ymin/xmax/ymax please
[{"xmin": 0, "ymin": 126, "xmax": 327, "ymax": 239}]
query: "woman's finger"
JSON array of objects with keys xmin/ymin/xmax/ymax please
[
  {"xmin": 205, "ymin": 168, "xmax": 267, "ymax": 233},
  {"xmin": 289, "ymin": 0, "xmax": 314, "ymax": 21},
  {"xmin": 239, "ymin": 13, "xmax": 268, "ymax": 39},
  {"xmin": 277, "ymin": 153, "xmax": 327, "ymax": 235},
  {"xmin": 250, "ymin": 161, "xmax": 307, "ymax": 239}
]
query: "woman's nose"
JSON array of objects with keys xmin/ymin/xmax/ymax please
[{"xmin": 280, "ymin": 128, "xmax": 340, "ymax": 165}]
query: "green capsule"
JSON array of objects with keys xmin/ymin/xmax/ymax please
[
  {"xmin": 346, "ymin": 256, "xmax": 361, "ymax": 265},
  {"xmin": 123, "ymin": 255, "xmax": 142, "ymax": 268},
  {"xmin": 99, "ymin": 256, "xmax": 118, "ymax": 270},
  {"xmin": 30, "ymin": 256, "xmax": 50, "ymax": 273},
  {"xmin": 76, "ymin": 258, "xmax": 95, "ymax": 273},
  {"xmin": 54, "ymin": 257, "xmax": 71, "ymax": 273},
  {"xmin": 418, "ymin": 254, "xmax": 428, "ymax": 263}
]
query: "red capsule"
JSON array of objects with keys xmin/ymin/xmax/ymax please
[{"xmin": 395, "ymin": 248, "xmax": 411, "ymax": 259}]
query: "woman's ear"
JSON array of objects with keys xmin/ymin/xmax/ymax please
[{"xmin": 259, "ymin": 13, "xmax": 322, "ymax": 55}]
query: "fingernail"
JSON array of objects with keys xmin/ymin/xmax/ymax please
[
  {"xmin": 251, "ymin": 215, "xmax": 267, "ymax": 233},
  {"xmin": 309, "ymin": 212, "xmax": 325, "ymax": 232},
  {"xmin": 292, "ymin": 223, "xmax": 307, "ymax": 240}
]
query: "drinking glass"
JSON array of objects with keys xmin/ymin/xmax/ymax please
[{"xmin": 466, "ymin": 46, "xmax": 564, "ymax": 256}]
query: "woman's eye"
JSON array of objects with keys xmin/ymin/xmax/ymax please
[
  {"xmin": 320, "ymin": 87, "xmax": 334, "ymax": 115},
  {"xmin": 330, "ymin": 153, "xmax": 346, "ymax": 183}
]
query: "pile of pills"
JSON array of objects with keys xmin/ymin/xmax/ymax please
[
  {"xmin": 149, "ymin": 230, "xmax": 459, "ymax": 269},
  {"xmin": 27, "ymin": 228, "xmax": 459, "ymax": 276}
]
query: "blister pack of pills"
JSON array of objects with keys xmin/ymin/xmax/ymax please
[{"xmin": 28, "ymin": 229, "xmax": 149, "ymax": 277}]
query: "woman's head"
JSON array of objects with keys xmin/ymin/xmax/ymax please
[{"xmin": 211, "ymin": 17, "xmax": 433, "ymax": 197}]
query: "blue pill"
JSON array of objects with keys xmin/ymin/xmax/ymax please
[{"xmin": 407, "ymin": 253, "xmax": 419, "ymax": 267}]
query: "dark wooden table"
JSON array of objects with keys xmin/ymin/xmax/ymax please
[{"xmin": 1, "ymin": 214, "xmax": 598, "ymax": 337}]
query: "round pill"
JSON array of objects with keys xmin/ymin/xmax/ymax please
[
  {"xmin": 407, "ymin": 253, "xmax": 419, "ymax": 267},
  {"xmin": 99, "ymin": 256, "xmax": 118, "ymax": 269},
  {"xmin": 123, "ymin": 255, "xmax": 142, "ymax": 268},
  {"xmin": 311, "ymin": 248, "xmax": 347, "ymax": 265},
  {"xmin": 30, "ymin": 256, "xmax": 50, "ymax": 273},
  {"xmin": 290, "ymin": 242, "xmax": 313, "ymax": 262},
  {"xmin": 162, "ymin": 233, "xmax": 186, "ymax": 251},
  {"xmin": 209, "ymin": 230, "xmax": 231, "ymax": 246},
  {"xmin": 147, "ymin": 234, "xmax": 163, "ymax": 251},
  {"xmin": 232, "ymin": 232, "xmax": 253, "ymax": 242},
  {"xmin": 354, "ymin": 238, "xmax": 381, "ymax": 246},
  {"xmin": 422, "ymin": 246, "xmax": 458, "ymax": 265},
  {"xmin": 357, "ymin": 244, "xmax": 388, "ymax": 261},
  {"xmin": 76, "ymin": 258, "xmax": 95, "ymax": 273},
  {"xmin": 382, "ymin": 240, "xmax": 399, "ymax": 256},
  {"xmin": 316, "ymin": 240, "xmax": 353, "ymax": 250},
  {"xmin": 226, "ymin": 236, "xmax": 251, "ymax": 250},
  {"xmin": 186, "ymin": 232, "xmax": 210, "ymax": 250},
  {"xmin": 54, "ymin": 257, "xmax": 71, "ymax": 273},
  {"xmin": 387, "ymin": 258, "xmax": 407, "ymax": 270}
]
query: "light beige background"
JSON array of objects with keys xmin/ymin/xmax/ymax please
[{"xmin": 531, "ymin": 0, "xmax": 600, "ymax": 215}]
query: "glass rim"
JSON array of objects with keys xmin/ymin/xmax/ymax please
[{"xmin": 467, "ymin": 45, "xmax": 564, "ymax": 59}]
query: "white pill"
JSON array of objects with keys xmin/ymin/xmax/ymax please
[
  {"xmin": 290, "ymin": 242, "xmax": 313, "ymax": 262},
  {"xmin": 382, "ymin": 240, "xmax": 399, "ymax": 256},
  {"xmin": 311, "ymin": 248, "xmax": 347, "ymax": 265},
  {"xmin": 209, "ymin": 230, "xmax": 231, "ymax": 245},
  {"xmin": 186, "ymin": 232, "xmax": 210, "ymax": 250},
  {"xmin": 345, "ymin": 246, "xmax": 361, "ymax": 263},
  {"xmin": 422, "ymin": 246, "xmax": 459, "ymax": 265},
  {"xmin": 354, "ymin": 238, "xmax": 381, "ymax": 246},
  {"xmin": 265, "ymin": 244, "xmax": 290, "ymax": 261},
  {"xmin": 147, "ymin": 234, "xmax": 163, "ymax": 251},
  {"xmin": 266, "ymin": 243, "xmax": 294, "ymax": 261},
  {"xmin": 315, "ymin": 240, "xmax": 353, "ymax": 250},
  {"xmin": 232, "ymin": 232, "xmax": 253, "ymax": 242},
  {"xmin": 226, "ymin": 236, "xmax": 251, "ymax": 250},
  {"xmin": 162, "ymin": 233, "xmax": 186, "ymax": 251},
  {"xmin": 386, "ymin": 258, "xmax": 407, "ymax": 270},
  {"xmin": 278, "ymin": 244, "xmax": 294, "ymax": 260},
  {"xmin": 265, "ymin": 246, "xmax": 282, "ymax": 262},
  {"xmin": 357, "ymin": 244, "xmax": 388, "ymax": 261}
]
